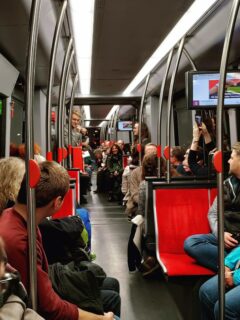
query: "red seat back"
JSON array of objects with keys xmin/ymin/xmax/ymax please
[
  {"xmin": 52, "ymin": 185, "xmax": 75, "ymax": 219},
  {"xmin": 154, "ymin": 188, "xmax": 212, "ymax": 254}
]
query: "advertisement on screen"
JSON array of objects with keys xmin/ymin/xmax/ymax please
[
  {"xmin": 117, "ymin": 121, "xmax": 132, "ymax": 131},
  {"xmin": 186, "ymin": 71, "xmax": 240, "ymax": 109}
]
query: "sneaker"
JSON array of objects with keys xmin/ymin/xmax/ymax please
[{"xmin": 141, "ymin": 256, "xmax": 160, "ymax": 276}]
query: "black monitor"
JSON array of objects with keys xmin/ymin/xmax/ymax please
[
  {"xmin": 186, "ymin": 71, "xmax": 240, "ymax": 109},
  {"xmin": 117, "ymin": 120, "xmax": 133, "ymax": 131}
]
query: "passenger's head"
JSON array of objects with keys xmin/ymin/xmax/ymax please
[
  {"xmin": 142, "ymin": 153, "xmax": 158, "ymax": 179},
  {"xmin": 133, "ymin": 122, "xmax": 149, "ymax": 140},
  {"xmin": 228, "ymin": 142, "xmax": 240, "ymax": 178},
  {"xmin": 170, "ymin": 146, "xmax": 185, "ymax": 166},
  {"xmin": 117, "ymin": 140, "xmax": 124, "ymax": 150},
  {"xmin": 17, "ymin": 161, "xmax": 69, "ymax": 210},
  {"xmin": 0, "ymin": 157, "xmax": 25, "ymax": 213},
  {"xmin": 94, "ymin": 149, "xmax": 103, "ymax": 159},
  {"xmin": 110, "ymin": 143, "xmax": 122, "ymax": 155},
  {"xmin": 144, "ymin": 143, "xmax": 157, "ymax": 156},
  {"xmin": 71, "ymin": 110, "xmax": 81, "ymax": 129},
  {"xmin": 18, "ymin": 143, "xmax": 41, "ymax": 160}
]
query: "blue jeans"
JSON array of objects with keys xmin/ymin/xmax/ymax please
[
  {"xmin": 100, "ymin": 277, "xmax": 121, "ymax": 317},
  {"xmin": 184, "ymin": 233, "xmax": 228, "ymax": 272},
  {"xmin": 199, "ymin": 275, "xmax": 240, "ymax": 319}
]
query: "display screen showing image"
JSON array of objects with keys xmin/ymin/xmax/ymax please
[
  {"xmin": 186, "ymin": 71, "xmax": 240, "ymax": 109},
  {"xmin": 117, "ymin": 121, "xmax": 132, "ymax": 131}
]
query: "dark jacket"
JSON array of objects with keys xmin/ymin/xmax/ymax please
[{"xmin": 224, "ymin": 176, "xmax": 240, "ymax": 234}]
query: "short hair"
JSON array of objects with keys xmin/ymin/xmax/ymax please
[
  {"xmin": 232, "ymin": 142, "xmax": 240, "ymax": 157},
  {"xmin": 171, "ymin": 146, "xmax": 185, "ymax": 162},
  {"xmin": 17, "ymin": 161, "xmax": 69, "ymax": 208},
  {"xmin": 18, "ymin": 143, "xmax": 42, "ymax": 159},
  {"xmin": 0, "ymin": 157, "xmax": 25, "ymax": 213}
]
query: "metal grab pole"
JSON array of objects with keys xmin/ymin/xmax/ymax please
[
  {"xmin": 68, "ymin": 74, "xmax": 79, "ymax": 167},
  {"xmin": 25, "ymin": 0, "xmax": 41, "ymax": 310},
  {"xmin": 215, "ymin": 1, "xmax": 240, "ymax": 319},
  {"xmin": 139, "ymin": 73, "xmax": 150, "ymax": 165},
  {"xmin": 166, "ymin": 37, "xmax": 185, "ymax": 183},
  {"xmin": 46, "ymin": 0, "xmax": 68, "ymax": 155},
  {"xmin": 61, "ymin": 49, "xmax": 75, "ymax": 150},
  {"xmin": 57, "ymin": 38, "xmax": 73, "ymax": 157},
  {"xmin": 183, "ymin": 48, "xmax": 197, "ymax": 71},
  {"xmin": 157, "ymin": 49, "xmax": 174, "ymax": 177}
]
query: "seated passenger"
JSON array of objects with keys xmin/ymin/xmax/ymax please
[
  {"xmin": 170, "ymin": 146, "xmax": 185, "ymax": 169},
  {"xmin": 0, "ymin": 161, "xmax": 120, "ymax": 320},
  {"xmin": 0, "ymin": 157, "xmax": 25, "ymax": 213},
  {"xmin": 127, "ymin": 153, "xmax": 162, "ymax": 274},
  {"xmin": 184, "ymin": 142, "xmax": 240, "ymax": 272},
  {"xmin": 106, "ymin": 144, "xmax": 123, "ymax": 202},
  {"xmin": 199, "ymin": 245, "xmax": 240, "ymax": 319},
  {"xmin": 121, "ymin": 145, "xmax": 139, "ymax": 205},
  {"xmin": 126, "ymin": 143, "xmax": 157, "ymax": 220}
]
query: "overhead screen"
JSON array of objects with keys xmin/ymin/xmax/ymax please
[
  {"xmin": 186, "ymin": 71, "xmax": 240, "ymax": 109},
  {"xmin": 117, "ymin": 121, "xmax": 132, "ymax": 131}
]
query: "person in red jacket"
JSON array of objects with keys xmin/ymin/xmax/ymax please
[{"xmin": 0, "ymin": 160, "xmax": 118, "ymax": 320}]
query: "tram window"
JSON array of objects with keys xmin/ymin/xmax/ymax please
[{"xmin": 186, "ymin": 71, "xmax": 240, "ymax": 109}]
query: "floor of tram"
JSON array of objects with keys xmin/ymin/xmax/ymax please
[{"xmin": 84, "ymin": 174, "xmax": 183, "ymax": 320}]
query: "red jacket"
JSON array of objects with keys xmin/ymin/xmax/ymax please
[{"xmin": 0, "ymin": 208, "xmax": 78, "ymax": 320}]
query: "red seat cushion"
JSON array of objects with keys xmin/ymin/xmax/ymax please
[{"xmin": 158, "ymin": 253, "xmax": 214, "ymax": 276}]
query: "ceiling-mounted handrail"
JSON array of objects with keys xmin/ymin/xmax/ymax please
[
  {"xmin": 25, "ymin": 0, "xmax": 41, "ymax": 310},
  {"xmin": 214, "ymin": 1, "xmax": 240, "ymax": 319},
  {"xmin": 46, "ymin": 0, "xmax": 68, "ymax": 158},
  {"xmin": 68, "ymin": 74, "xmax": 79, "ymax": 168},
  {"xmin": 157, "ymin": 49, "xmax": 174, "ymax": 177},
  {"xmin": 138, "ymin": 73, "xmax": 150, "ymax": 165},
  {"xmin": 183, "ymin": 48, "xmax": 197, "ymax": 71},
  {"xmin": 166, "ymin": 37, "xmax": 185, "ymax": 183},
  {"xmin": 57, "ymin": 38, "xmax": 73, "ymax": 161},
  {"xmin": 61, "ymin": 49, "xmax": 75, "ymax": 151}
]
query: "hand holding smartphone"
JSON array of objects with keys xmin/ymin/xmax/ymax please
[{"xmin": 195, "ymin": 115, "xmax": 202, "ymax": 127}]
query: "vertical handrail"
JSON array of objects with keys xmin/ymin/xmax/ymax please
[
  {"xmin": 68, "ymin": 74, "xmax": 79, "ymax": 168},
  {"xmin": 57, "ymin": 38, "xmax": 73, "ymax": 160},
  {"xmin": 25, "ymin": 0, "xmax": 41, "ymax": 310},
  {"xmin": 183, "ymin": 48, "xmax": 197, "ymax": 71},
  {"xmin": 157, "ymin": 49, "xmax": 174, "ymax": 177},
  {"xmin": 46, "ymin": 0, "xmax": 68, "ymax": 156},
  {"xmin": 215, "ymin": 1, "xmax": 240, "ymax": 319},
  {"xmin": 166, "ymin": 37, "xmax": 185, "ymax": 183},
  {"xmin": 138, "ymin": 73, "xmax": 150, "ymax": 164},
  {"xmin": 61, "ymin": 49, "xmax": 75, "ymax": 150}
]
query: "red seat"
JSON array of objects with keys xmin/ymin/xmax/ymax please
[
  {"xmin": 154, "ymin": 187, "xmax": 216, "ymax": 277},
  {"xmin": 52, "ymin": 185, "xmax": 75, "ymax": 219}
]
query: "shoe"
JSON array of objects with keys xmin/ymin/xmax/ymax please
[{"xmin": 141, "ymin": 256, "xmax": 160, "ymax": 276}]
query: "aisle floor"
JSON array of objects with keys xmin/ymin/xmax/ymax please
[{"xmin": 84, "ymin": 179, "xmax": 183, "ymax": 320}]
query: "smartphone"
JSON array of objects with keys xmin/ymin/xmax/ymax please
[{"xmin": 195, "ymin": 115, "xmax": 202, "ymax": 127}]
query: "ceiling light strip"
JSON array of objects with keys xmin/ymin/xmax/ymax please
[{"xmin": 124, "ymin": 0, "xmax": 219, "ymax": 94}]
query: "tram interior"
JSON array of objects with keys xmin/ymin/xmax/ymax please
[{"xmin": 1, "ymin": 0, "xmax": 240, "ymax": 319}]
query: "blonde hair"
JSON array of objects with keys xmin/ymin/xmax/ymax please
[
  {"xmin": 0, "ymin": 157, "xmax": 25, "ymax": 213},
  {"xmin": 232, "ymin": 142, "xmax": 240, "ymax": 157}
]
